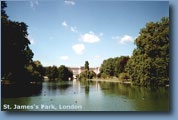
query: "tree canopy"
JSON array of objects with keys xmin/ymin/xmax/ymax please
[
  {"xmin": 84, "ymin": 61, "xmax": 89, "ymax": 70},
  {"xmin": 58, "ymin": 65, "xmax": 73, "ymax": 81},
  {"xmin": 126, "ymin": 17, "xmax": 169, "ymax": 86},
  {"xmin": 78, "ymin": 61, "xmax": 96, "ymax": 80},
  {"xmin": 45, "ymin": 65, "xmax": 73, "ymax": 81},
  {"xmin": 100, "ymin": 56, "xmax": 130, "ymax": 78},
  {"xmin": 1, "ymin": 2, "xmax": 34, "ymax": 83},
  {"xmin": 78, "ymin": 70, "xmax": 96, "ymax": 80},
  {"xmin": 45, "ymin": 66, "xmax": 59, "ymax": 81},
  {"xmin": 26, "ymin": 61, "xmax": 45, "ymax": 82}
]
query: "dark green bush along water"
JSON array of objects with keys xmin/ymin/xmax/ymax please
[{"xmin": 1, "ymin": 80, "xmax": 169, "ymax": 111}]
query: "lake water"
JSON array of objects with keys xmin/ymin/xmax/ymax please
[{"xmin": 1, "ymin": 80, "xmax": 169, "ymax": 111}]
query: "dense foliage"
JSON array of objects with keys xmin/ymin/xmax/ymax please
[
  {"xmin": 99, "ymin": 56, "xmax": 130, "ymax": 78},
  {"xmin": 78, "ymin": 61, "xmax": 96, "ymax": 80},
  {"xmin": 1, "ymin": 2, "xmax": 46, "ymax": 84},
  {"xmin": 58, "ymin": 65, "xmax": 73, "ymax": 81},
  {"xmin": 45, "ymin": 66, "xmax": 59, "ymax": 81},
  {"xmin": 26, "ymin": 61, "xmax": 45, "ymax": 82},
  {"xmin": 78, "ymin": 70, "xmax": 96, "ymax": 80},
  {"xmin": 84, "ymin": 61, "xmax": 89, "ymax": 70},
  {"xmin": 126, "ymin": 17, "xmax": 169, "ymax": 86},
  {"xmin": 1, "ymin": 2, "xmax": 35, "ymax": 83},
  {"xmin": 45, "ymin": 65, "xmax": 73, "ymax": 81},
  {"xmin": 99, "ymin": 18, "xmax": 169, "ymax": 86}
]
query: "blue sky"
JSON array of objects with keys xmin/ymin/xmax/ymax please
[{"xmin": 5, "ymin": 0, "xmax": 169, "ymax": 67}]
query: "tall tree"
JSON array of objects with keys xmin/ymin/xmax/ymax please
[
  {"xmin": 84, "ymin": 61, "xmax": 89, "ymax": 70},
  {"xmin": 58, "ymin": 65, "xmax": 73, "ymax": 81},
  {"xmin": 1, "ymin": 2, "xmax": 34, "ymax": 83},
  {"xmin": 126, "ymin": 17, "xmax": 169, "ymax": 86},
  {"xmin": 78, "ymin": 61, "xmax": 96, "ymax": 80}
]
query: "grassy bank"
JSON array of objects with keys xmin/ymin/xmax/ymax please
[{"xmin": 88, "ymin": 78, "xmax": 132, "ymax": 84}]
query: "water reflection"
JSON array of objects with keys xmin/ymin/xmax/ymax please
[
  {"xmin": 98, "ymin": 81, "xmax": 169, "ymax": 99},
  {"xmin": 41, "ymin": 81, "xmax": 72, "ymax": 96},
  {"xmin": 1, "ymin": 83, "xmax": 42, "ymax": 98},
  {"xmin": 1, "ymin": 80, "xmax": 169, "ymax": 111},
  {"xmin": 98, "ymin": 82, "xmax": 169, "ymax": 111},
  {"xmin": 85, "ymin": 86, "xmax": 89, "ymax": 96}
]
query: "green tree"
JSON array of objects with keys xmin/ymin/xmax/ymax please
[
  {"xmin": 58, "ymin": 65, "xmax": 73, "ymax": 81},
  {"xmin": 99, "ymin": 56, "xmax": 130, "ymax": 78},
  {"xmin": 78, "ymin": 61, "xmax": 96, "ymax": 80},
  {"xmin": 100, "ymin": 73, "xmax": 109, "ymax": 79},
  {"xmin": 100, "ymin": 58, "xmax": 115, "ymax": 77},
  {"xmin": 33, "ymin": 61, "xmax": 45, "ymax": 76},
  {"xmin": 78, "ymin": 70, "xmax": 96, "ymax": 80},
  {"xmin": 26, "ymin": 61, "xmax": 45, "ymax": 82},
  {"xmin": 1, "ymin": 1, "xmax": 8, "ymax": 20},
  {"xmin": 119, "ymin": 72, "xmax": 130, "ymax": 80},
  {"xmin": 45, "ymin": 66, "xmax": 59, "ymax": 81},
  {"xmin": 126, "ymin": 17, "xmax": 169, "ymax": 86},
  {"xmin": 1, "ymin": 2, "xmax": 34, "ymax": 83},
  {"xmin": 114, "ymin": 56, "xmax": 130, "ymax": 77},
  {"xmin": 84, "ymin": 61, "xmax": 89, "ymax": 70},
  {"xmin": 88, "ymin": 71, "xmax": 96, "ymax": 79}
]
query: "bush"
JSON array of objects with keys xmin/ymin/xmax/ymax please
[
  {"xmin": 101, "ymin": 73, "xmax": 109, "ymax": 79},
  {"xmin": 119, "ymin": 73, "xmax": 130, "ymax": 80},
  {"xmin": 78, "ymin": 70, "xmax": 96, "ymax": 80}
]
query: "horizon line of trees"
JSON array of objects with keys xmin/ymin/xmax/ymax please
[
  {"xmin": 2, "ymin": 2, "xmax": 169, "ymax": 86},
  {"xmin": 99, "ymin": 56, "xmax": 130, "ymax": 79},
  {"xmin": 45, "ymin": 65, "xmax": 73, "ymax": 81}
]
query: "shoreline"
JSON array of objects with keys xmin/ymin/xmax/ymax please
[
  {"xmin": 88, "ymin": 78, "xmax": 132, "ymax": 84},
  {"xmin": 87, "ymin": 79, "xmax": 169, "ymax": 87}
]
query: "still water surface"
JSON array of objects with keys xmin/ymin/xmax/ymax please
[{"xmin": 2, "ymin": 80, "xmax": 169, "ymax": 111}]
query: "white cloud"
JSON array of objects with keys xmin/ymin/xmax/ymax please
[
  {"xmin": 70, "ymin": 26, "xmax": 78, "ymax": 33},
  {"xmin": 80, "ymin": 31, "xmax": 100, "ymax": 43},
  {"xmin": 27, "ymin": 35, "xmax": 35, "ymax": 45},
  {"xmin": 64, "ymin": 0, "xmax": 75, "ymax": 5},
  {"xmin": 30, "ymin": 1, "xmax": 39, "ymax": 8},
  {"xmin": 112, "ymin": 35, "xmax": 134, "ymax": 44},
  {"xmin": 62, "ymin": 21, "xmax": 68, "ymax": 27},
  {"xmin": 60, "ymin": 56, "xmax": 69, "ymax": 60},
  {"xmin": 72, "ymin": 44, "xmax": 85, "ymax": 55},
  {"xmin": 120, "ymin": 35, "xmax": 134, "ymax": 44}
]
